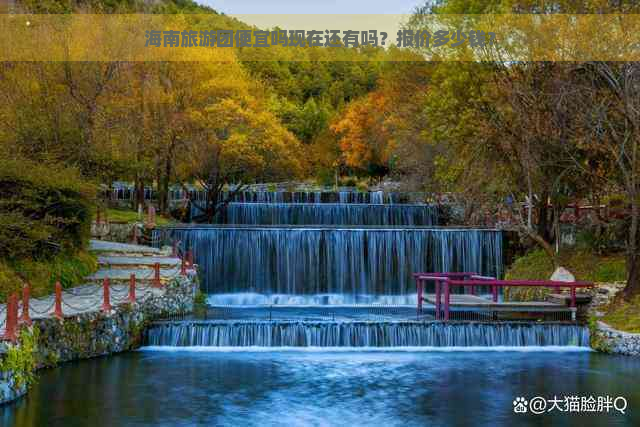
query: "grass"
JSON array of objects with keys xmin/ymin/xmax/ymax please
[
  {"xmin": 506, "ymin": 248, "xmax": 627, "ymax": 282},
  {"xmin": 505, "ymin": 248, "xmax": 627, "ymax": 301},
  {"xmin": 98, "ymin": 207, "xmax": 174, "ymax": 226},
  {"xmin": 0, "ymin": 251, "xmax": 98, "ymax": 302},
  {"xmin": 601, "ymin": 296, "xmax": 640, "ymax": 333}
]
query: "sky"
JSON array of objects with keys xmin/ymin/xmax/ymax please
[{"xmin": 198, "ymin": 0, "xmax": 423, "ymax": 15}]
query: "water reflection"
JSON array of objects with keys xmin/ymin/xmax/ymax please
[{"xmin": 3, "ymin": 351, "xmax": 639, "ymax": 427}]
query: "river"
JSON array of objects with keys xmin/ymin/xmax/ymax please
[{"xmin": 3, "ymin": 349, "xmax": 639, "ymax": 426}]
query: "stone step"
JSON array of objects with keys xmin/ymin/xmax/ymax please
[
  {"xmin": 89, "ymin": 240, "xmax": 161, "ymax": 256},
  {"xmin": 546, "ymin": 293, "xmax": 593, "ymax": 306},
  {"xmin": 87, "ymin": 267, "xmax": 182, "ymax": 283},
  {"xmin": 97, "ymin": 256, "xmax": 181, "ymax": 269}
]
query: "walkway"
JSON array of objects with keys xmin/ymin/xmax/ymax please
[{"xmin": 1, "ymin": 240, "xmax": 191, "ymax": 341}]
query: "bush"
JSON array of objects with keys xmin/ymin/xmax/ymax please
[
  {"xmin": 316, "ymin": 168, "xmax": 336, "ymax": 187},
  {"xmin": 575, "ymin": 221, "xmax": 627, "ymax": 254},
  {"xmin": 0, "ymin": 251, "xmax": 98, "ymax": 302},
  {"xmin": 0, "ymin": 261, "xmax": 23, "ymax": 302},
  {"xmin": 194, "ymin": 290, "xmax": 207, "ymax": 305},
  {"xmin": 0, "ymin": 157, "xmax": 97, "ymax": 302},
  {"xmin": 0, "ymin": 157, "xmax": 95, "ymax": 261},
  {"xmin": 12, "ymin": 251, "xmax": 98, "ymax": 297}
]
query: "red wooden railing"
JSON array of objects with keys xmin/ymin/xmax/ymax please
[
  {"xmin": 414, "ymin": 273, "xmax": 595, "ymax": 321},
  {"xmin": 1, "ymin": 246, "xmax": 194, "ymax": 342}
]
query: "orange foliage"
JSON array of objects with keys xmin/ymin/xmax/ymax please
[{"xmin": 330, "ymin": 91, "xmax": 392, "ymax": 172}]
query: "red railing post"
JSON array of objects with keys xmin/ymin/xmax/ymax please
[
  {"xmin": 180, "ymin": 257, "xmax": 187, "ymax": 276},
  {"xmin": 435, "ymin": 280, "xmax": 441, "ymax": 320},
  {"xmin": 416, "ymin": 278, "xmax": 423, "ymax": 316},
  {"xmin": 187, "ymin": 250, "xmax": 194, "ymax": 267},
  {"xmin": 2, "ymin": 293, "xmax": 18, "ymax": 342},
  {"xmin": 152, "ymin": 262, "xmax": 162, "ymax": 288},
  {"xmin": 54, "ymin": 281, "xmax": 64, "ymax": 320},
  {"xmin": 101, "ymin": 277, "xmax": 112, "ymax": 312},
  {"xmin": 570, "ymin": 285, "xmax": 577, "ymax": 308},
  {"xmin": 19, "ymin": 284, "xmax": 32, "ymax": 326},
  {"xmin": 443, "ymin": 281, "xmax": 450, "ymax": 321},
  {"xmin": 492, "ymin": 285, "xmax": 498, "ymax": 302},
  {"xmin": 128, "ymin": 274, "xmax": 136, "ymax": 304}
]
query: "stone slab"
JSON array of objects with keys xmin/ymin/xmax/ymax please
[
  {"xmin": 90, "ymin": 240, "xmax": 160, "ymax": 254},
  {"xmin": 97, "ymin": 256, "xmax": 181, "ymax": 267}
]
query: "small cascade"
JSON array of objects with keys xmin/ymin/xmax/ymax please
[
  {"xmin": 221, "ymin": 190, "xmax": 404, "ymax": 204},
  {"xmin": 158, "ymin": 226, "xmax": 502, "ymax": 297},
  {"xmin": 213, "ymin": 203, "xmax": 439, "ymax": 226},
  {"xmin": 158, "ymin": 188, "xmax": 504, "ymax": 305},
  {"xmin": 145, "ymin": 321, "xmax": 590, "ymax": 347}
]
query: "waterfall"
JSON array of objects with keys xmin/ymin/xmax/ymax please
[
  {"xmin": 145, "ymin": 321, "xmax": 589, "ymax": 347},
  {"xmin": 156, "ymin": 226, "xmax": 502, "ymax": 299},
  {"xmin": 219, "ymin": 191, "xmax": 406, "ymax": 204},
  {"xmin": 213, "ymin": 203, "xmax": 439, "ymax": 226}
]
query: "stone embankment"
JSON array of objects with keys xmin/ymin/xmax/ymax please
[
  {"xmin": 0, "ymin": 240, "xmax": 197, "ymax": 405},
  {"xmin": 592, "ymin": 321, "xmax": 640, "ymax": 356},
  {"xmin": 585, "ymin": 282, "xmax": 640, "ymax": 357}
]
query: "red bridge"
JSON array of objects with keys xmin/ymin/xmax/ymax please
[{"xmin": 413, "ymin": 272, "xmax": 595, "ymax": 321}]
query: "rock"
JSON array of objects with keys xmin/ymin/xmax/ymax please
[
  {"xmin": 550, "ymin": 266, "xmax": 575, "ymax": 282},
  {"xmin": 597, "ymin": 288, "xmax": 610, "ymax": 294}
]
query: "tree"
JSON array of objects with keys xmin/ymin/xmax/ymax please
[
  {"xmin": 572, "ymin": 62, "xmax": 640, "ymax": 297},
  {"xmin": 178, "ymin": 97, "xmax": 305, "ymax": 223},
  {"xmin": 331, "ymin": 91, "xmax": 392, "ymax": 177}
]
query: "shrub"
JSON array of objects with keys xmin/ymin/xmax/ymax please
[
  {"xmin": 12, "ymin": 251, "xmax": 98, "ymax": 297},
  {"xmin": 0, "ymin": 157, "xmax": 95, "ymax": 261},
  {"xmin": 0, "ymin": 157, "xmax": 97, "ymax": 302},
  {"xmin": 0, "ymin": 327, "xmax": 39, "ymax": 392},
  {"xmin": 575, "ymin": 221, "xmax": 627, "ymax": 254},
  {"xmin": 0, "ymin": 261, "xmax": 22, "ymax": 302},
  {"xmin": 194, "ymin": 290, "xmax": 207, "ymax": 305},
  {"xmin": 316, "ymin": 168, "xmax": 336, "ymax": 187}
]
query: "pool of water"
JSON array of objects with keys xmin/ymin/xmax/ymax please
[{"xmin": 3, "ymin": 349, "xmax": 639, "ymax": 426}]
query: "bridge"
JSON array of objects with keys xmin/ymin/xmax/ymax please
[{"xmin": 414, "ymin": 272, "xmax": 594, "ymax": 322}]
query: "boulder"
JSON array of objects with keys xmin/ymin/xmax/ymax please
[{"xmin": 550, "ymin": 266, "xmax": 575, "ymax": 282}]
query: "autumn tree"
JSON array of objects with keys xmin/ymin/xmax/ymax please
[
  {"xmin": 178, "ymin": 96, "xmax": 305, "ymax": 223},
  {"xmin": 571, "ymin": 62, "xmax": 640, "ymax": 297}
]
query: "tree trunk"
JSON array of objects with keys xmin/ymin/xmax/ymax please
[
  {"xmin": 623, "ymin": 200, "xmax": 640, "ymax": 298},
  {"xmin": 135, "ymin": 177, "xmax": 145, "ymax": 213},
  {"xmin": 160, "ymin": 173, "xmax": 169, "ymax": 214},
  {"xmin": 624, "ymin": 251, "xmax": 640, "ymax": 299}
]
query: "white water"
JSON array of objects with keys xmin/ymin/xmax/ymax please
[
  {"xmin": 161, "ymin": 227, "xmax": 503, "ymax": 297},
  {"xmin": 210, "ymin": 203, "xmax": 439, "ymax": 226},
  {"xmin": 145, "ymin": 321, "xmax": 590, "ymax": 348},
  {"xmin": 139, "ymin": 345, "xmax": 593, "ymax": 353},
  {"xmin": 206, "ymin": 292, "xmax": 423, "ymax": 306}
]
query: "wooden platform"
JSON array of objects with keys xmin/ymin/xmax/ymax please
[{"xmin": 423, "ymin": 294, "xmax": 574, "ymax": 313}]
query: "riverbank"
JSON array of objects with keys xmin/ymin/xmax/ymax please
[
  {"xmin": 592, "ymin": 321, "xmax": 640, "ymax": 356},
  {"xmin": 0, "ymin": 241, "xmax": 198, "ymax": 406}
]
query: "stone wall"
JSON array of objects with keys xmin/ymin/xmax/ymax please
[
  {"xmin": 91, "ymin": 221, "xmax": 140, "ymax": 243},
  {"xmin": 0, "ymin": 366, "xmax": 28, "ymax": 405},
  {"xmin": 592, "ymin": 321, "xmax": 640, "ymax": 356},
  {"xmin": 0, "ymin": 273, "xmax": 197, "ymax": 405}
]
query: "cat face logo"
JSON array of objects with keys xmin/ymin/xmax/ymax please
[{"xmin": 513, "ymin": 397, "xmax": 528, "ymax": 413}]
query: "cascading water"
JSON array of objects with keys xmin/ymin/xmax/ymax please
[
  {"xmin": 221, "ymin": 190, "xmax": 400, "ymax": 204},
  {"xmin": 151, "ymin": 190, "xmax": 591, "ymax": 349},
  {"xmin": 157, "ymin": 226, "xmax": 502, "ymax": 304},
  {"xmin": 212, "ymin": 203, "xmax": 439, "ymax": 226},
  {"xmin": 145, "ymin": 321, "xmax": 590, "ymax": 348}
]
